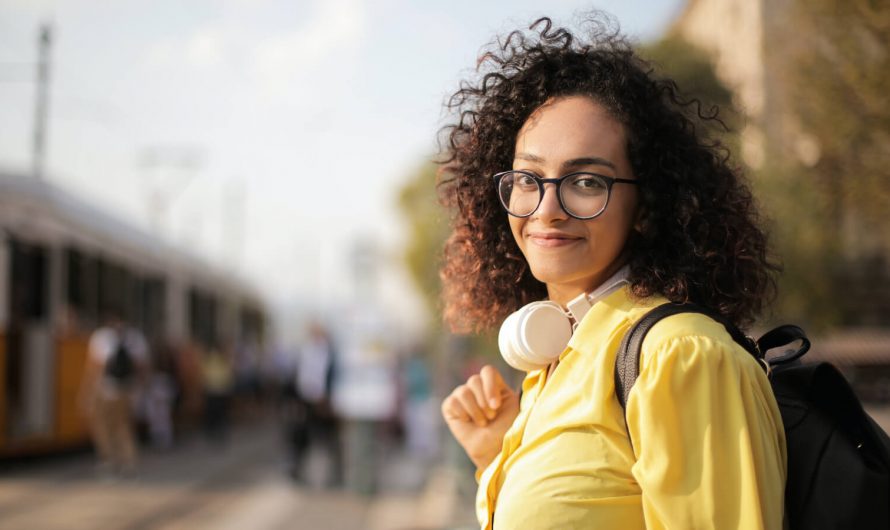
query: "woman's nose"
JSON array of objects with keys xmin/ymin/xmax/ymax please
[{"xmin": 534, "ymin": 182, "xmax": 567, "ymax": 221}]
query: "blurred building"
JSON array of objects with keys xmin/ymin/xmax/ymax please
[{"xmin": 671, "ymin": 0, "xmax": 806, "ymax": 170}]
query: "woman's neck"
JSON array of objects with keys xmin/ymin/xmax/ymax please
[{"xmin": 546, "ymin": 260, "xmax": 630, "ymax": 308}]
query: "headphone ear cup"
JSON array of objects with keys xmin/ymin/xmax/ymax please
[
  {"xmin": 499, "ymin": 309, "xmax": 540, "ymax": 372},
  {"xmin": 519, "ymin": 302, "xmax": 573, "ymax": 365},
  {"xmin": 498, "ymin": 301, "xmax": 573, "ymax": 372}
]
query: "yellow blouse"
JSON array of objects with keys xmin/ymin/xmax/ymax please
[{"xmin": 476, "ymin": 287, "xmax": 786, "ymax": 529}]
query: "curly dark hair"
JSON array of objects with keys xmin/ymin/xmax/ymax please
[{"xmin": 438, "ymin": 13, "xmax": 779, "ymax": 333}]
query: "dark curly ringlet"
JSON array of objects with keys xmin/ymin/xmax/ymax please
[{"xmin": 437, "ymin": 13, "xmax": 779, "ymax": 334}]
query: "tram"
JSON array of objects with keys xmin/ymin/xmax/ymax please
[{"xmin": 0, "ymin": 170, "xmax": 266, "ymax": 457}]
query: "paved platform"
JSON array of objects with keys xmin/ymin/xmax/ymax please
[
  {"xmin": 0, "ymin": 418, "xmax": 478, "ymax": 530},
  {"xmin": 8, "ymin": 404, "xmax": 886, "ymax": 529}
]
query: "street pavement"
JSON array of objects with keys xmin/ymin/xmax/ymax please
[
  {"xmin": 5, "ymin": 405, "xmax": 890, "ymax": 529},
  {"xmin": 0, "ymin": 417, "xmax": 478, "ymax": 530}
]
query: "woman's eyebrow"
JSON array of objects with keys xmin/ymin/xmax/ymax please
[
  {"xmin": 562, "ymin": 156, "xmax": 616, "ymax": 170},
  {"xmin": 514, "ymin": 152, "xmax": 544, "ymax": 163},
  {"xmin": 514, "ymin": 153, "xmax": 617, "ymax": 171}
]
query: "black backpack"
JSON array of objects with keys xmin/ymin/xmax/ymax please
[
  {"xmin": 614, "ymin": 303, "xmax": 890, "ymax": 530},
  {"xmin": 105, "ymin": 333, "xmax": 135, "ymax": 384}
]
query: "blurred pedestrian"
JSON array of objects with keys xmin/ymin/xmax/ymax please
[
  {"xmin": 201, "ymin": 344, "xmax": 234, "ymax": 445},
  {"xmin": 233, "ymin": 335, "xmax": 261, "ymax": 406},
  {"xmin": 79, "ymin": 310, "xmax": 149, "ymax": 475},
  {"xmin": 144, "ymin": 343, "xmax": 177, "ymax": 450},
  {"xmin": 291, "ymin": 322, "xmax": 342, "ymax": 487},
  {"xmin": 401, "ymin": 353, "xmax": 438, "ymax": 460},
  {"xmin": 333, "ymin": 318, "xmax": 398, "ymax": 496}
]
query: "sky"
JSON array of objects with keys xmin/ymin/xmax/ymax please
[{"xmin": 0, "ymin": 0, "xmax": 683, "ymax": 338}]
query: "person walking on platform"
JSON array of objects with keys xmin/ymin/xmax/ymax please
[
  {"xmin": 201, "ymin": 344, "xmax": 234, "ymax": 445},
  {"xmin": 291, "ymin": 322, "xmax": 343, "ymax": 487},
  {"xmin": 79, "ymin": 311, "xmax": 149, "ymax": 475}
]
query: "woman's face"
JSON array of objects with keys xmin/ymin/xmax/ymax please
[{"xmin": 509, "ymin": 95, "xmax": 639, "ymax": 305}]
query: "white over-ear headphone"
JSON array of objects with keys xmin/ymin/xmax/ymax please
[{"xmin": 498, "ymin": 267, "xmax": 630, "ymax": 372}]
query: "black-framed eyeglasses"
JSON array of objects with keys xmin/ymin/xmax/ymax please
[{"xmin": 493, "ymin": 170, "xmax": 639, "ymax": 220}]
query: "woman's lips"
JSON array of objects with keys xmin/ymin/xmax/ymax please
[{"xmin": 527, "ymin": 232, "xmax": 582, "ymax": 247}]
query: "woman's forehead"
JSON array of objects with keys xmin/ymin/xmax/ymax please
[{"xmin": 514, "ymin": 96, "xmax": 628, "ymax": 166}]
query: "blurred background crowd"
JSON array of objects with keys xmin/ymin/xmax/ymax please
[{"xmin": 0, "ymin": 0, "xmax": 887, "ymax": 528}]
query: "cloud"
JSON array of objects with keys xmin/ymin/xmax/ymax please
[
  {"xmin": 143, "ymin": 24, "xmax": 229, "ymax": 71},
  {"xmin": 138, "ymin": 0, "xmax": 366, "ymax": 106},
  {"xmin": 0, "ymin": 0, "xmax": 56, "ymax": 14},
  {"xmin": 144, "ymin": 38, "xmax": 177, "ymax": 69},
  {"xmin": 251, "ymin": 0, "xmax": 366, "ymax": 100},
  {"xmin": 186, "ymin": 25, "xmax": 227, "ymax": 69}
]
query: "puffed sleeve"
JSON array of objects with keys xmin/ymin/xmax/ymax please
[{"xmin": 625, "ymin": 334, "xmax": 787, "ymax": 530}]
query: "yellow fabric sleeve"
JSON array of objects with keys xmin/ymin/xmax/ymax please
[{"xmin": 625, "ymin": 333, "xmax": 787, "ymax": 530}]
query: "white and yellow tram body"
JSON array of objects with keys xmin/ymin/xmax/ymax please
[{"xmin": 0, "ymin": 171, "xmax": 265, "ymax": 457}]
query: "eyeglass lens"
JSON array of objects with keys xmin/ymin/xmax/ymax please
[{"xmin": 498, "ymin": 172, "xmax": 609, "ymax": 218}]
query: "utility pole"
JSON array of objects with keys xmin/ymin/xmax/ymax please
[{"xmin": 33, "ymin": 23, "xmax": 52, "ymax": 180}]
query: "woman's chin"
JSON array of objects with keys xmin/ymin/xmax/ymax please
[{"xmin": 529, "ymin": 267, "xmax": 583, "ymax": 290}]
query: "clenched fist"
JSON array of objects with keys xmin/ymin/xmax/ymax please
[{"xmin": 441, "ymin": 365, "xmax": 520, "ymax": 471}]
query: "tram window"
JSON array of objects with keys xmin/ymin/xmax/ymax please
[
  {"xmin": 188, "ymin": 289, "xmax": 197, "ymax": 339},
  {"xmin": 97, "ymin": 259, "xmax": 112, "ymax": 318},
  {"xmin": 239, "ymin": 306, "xmax": 264, "ymax": 342},
  {"xmin": 64, "ymin": 247, "xmax": 100, "ymax": 327},
  {"xmin": 207, "ymin": 296, "xmax": 218, "ymax": 346},
  {"xmin": 142, "ymin": 277, "xmax": 166, "ymax": 340},
  {"xmin": 84, "ymin": 254, "xmax": 98, "ymax": 324},
  {"xmin": 189, "ymin": 288, "xmax": 218, "ymax": 347},
  {"xmin": 65, "ymin": 248, "xmax": 86, "ymax": 310},
  {"xmin": 129, "ymin": 272, "xmax": 143, "ymax": 329},
  {"xmin": 9, "ymin": 239, "xmax": 48, "ymax": 321},
  {"xmin": 97, "ymin": 259, "xmax": 133, "ymax": 321}
]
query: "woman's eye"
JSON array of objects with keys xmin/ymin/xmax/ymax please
[
  {"xmin": 516, "ymin": 174, "xmax": 537, "ymax": 188},
  {"xmin": 571, "ymin": 176, "xmax": 607, "ymax": 191}
]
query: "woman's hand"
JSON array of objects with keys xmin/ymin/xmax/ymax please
[{"xmin": 441, "ymin": 365, "xmax": 520, "ymax": 472}]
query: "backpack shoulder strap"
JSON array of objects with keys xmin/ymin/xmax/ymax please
[{"xmin": 614, "ymin": 302, "xmax": 757, "ymax": 410}]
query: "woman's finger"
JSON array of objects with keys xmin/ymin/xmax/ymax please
[
  {"xmin": 454, "ymin": 385, "xmax": 489, "ymax": 426},
  {"xmin": 441, "ymin": 392, "xmax": 470, "ymax": 423},
  {"xmin": 466, "ymin": 375, "xmax": 495, "ymax": 419},
  {"xmin": 480, "ymin": 365, "xmax": 509, "ymax": 409}
]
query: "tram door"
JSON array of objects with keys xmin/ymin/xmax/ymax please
[{"xmin": 4, "ymin": 238, "xmax": 55, "ymax": 442}]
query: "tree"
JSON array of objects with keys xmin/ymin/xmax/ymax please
[
  {"xmin": 639, "ymin": 35, "xmax": 741, "ymax": 149},
  {"xmin": 639, "ymin": 35, "xmax": 735, "ymax": 107},
  {"xmin": 785, "ymin": 0, "xmax": 890, "ymax": 242},
  {"xmin": 396, "ymin": 162, "xmax": 504, "ymax": 365},
  {"xmin": 397, "ymin": 163, "xmax": 449, "ymax": 320},
  {"xmin": 763, "ymin": 0, "xmax": 890, "ymax": 328}
]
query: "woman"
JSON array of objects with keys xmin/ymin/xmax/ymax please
[{"xmin": 439, "ymin": 14, "xmax": 786, "ymax": 530}]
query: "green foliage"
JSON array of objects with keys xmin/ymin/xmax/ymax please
[
  {"xmin": 639, "ymin": 36, "xmax": 733, "ymax": 108},
  {"xmin": 638, "ymin": 36, "xmax": 741, "ymax": 144},
  {"xmin": 642, "ymin": 15, "xmax": 890, "ymax": 330},
  {"xmin": 396, "ymin": 162, "xmax": 501, "ymax": 361},
  {"xmin": 760, "ymin": 0, "xmax": 890, "ymax": 329},
  {"xmin": 396, "ymin": 163, "xmax": 449, "ymax": 322},
  {"xmin": 754, "ymin": 161, "xmax": 844, "ymax": 330},
  {"xmin": 785, "ymin": 0, "xmax": 890, "ymax": 243}
]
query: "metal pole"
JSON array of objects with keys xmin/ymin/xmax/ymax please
[{"xmin": 33, "ymin": 23, "xmax": 52, "ymax": 180}]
